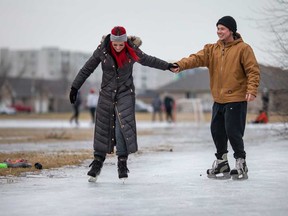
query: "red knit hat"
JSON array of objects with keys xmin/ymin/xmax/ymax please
[{"xmin": 110, "ymin": 26, "xmax": 127, "ymax": 42}]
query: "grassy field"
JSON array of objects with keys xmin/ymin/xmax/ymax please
[
  {"xmin": 0, "ymin": 110, "xmax": 285, "ymax": 122},
  {"xmin": 0, "ymin": 112, "xmax": 162, "ymax": 176}
]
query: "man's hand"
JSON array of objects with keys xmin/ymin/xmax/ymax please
[
  {"xmin": 168, "ymin": 63, "xmax": 179, "ymax": 72},
  {"xmin": 69, "ymin": 87, "xmax": 78, "ymax": 104},
  {"xmin": 246, "ymin": 93, "xmax": 256, "ymax": 102}
]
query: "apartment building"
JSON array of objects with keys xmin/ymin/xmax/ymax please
[
  {"xmin": 0, "ymin": 47, "xmax": 174, "ymax": 91},
  {"xmin": 0, "ymin": 47, "xmax": 175, "ymax": 112}
]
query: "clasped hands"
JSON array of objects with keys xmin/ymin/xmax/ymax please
[{"xmin": 168, "ymin": 63, "xmax": 180, "ymax": 73}]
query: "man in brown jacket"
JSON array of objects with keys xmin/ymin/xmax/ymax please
[{"xmin": 172, "ymin": 16, "xmax": 260, "ymax": 180}]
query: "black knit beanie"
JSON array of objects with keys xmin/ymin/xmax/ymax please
[{"xmin": 216, "ymin": 16, "xmax": 237, "ymax": 34}]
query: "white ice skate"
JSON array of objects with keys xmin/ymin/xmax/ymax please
[
  {"xmin": 207, "ymin": 153, "xmax": 231, "ymax": 180},
  {"xmin": 120, "ymin": 177, "xmax": 127, "ymax": 184},
  {"xmin": 88, "ymin": 176, "xmax": 98, "ymax": 183},
  {"xmin": 230, "ymin": 158, "xmax": 248, "ymax": 180}
]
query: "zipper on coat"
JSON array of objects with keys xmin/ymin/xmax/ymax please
[
  {"xmin": 115, "ymin": 105, "xmax": 124, "ymax": 129},
  {"xmin": 219, "ymin": 47, "xmax": 225, "ymax": 100}
]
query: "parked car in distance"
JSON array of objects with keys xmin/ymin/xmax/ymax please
[
  {"xmin": 0, "ymin": 104, "xmax": 16, "ymax": 114},
  {"xmin": 135, "ymin": 99, "xmax": 153, "ymax": 113},
  {"xmin": 11, "ymin": 104, "xmax": 32, "ymax": 113}
]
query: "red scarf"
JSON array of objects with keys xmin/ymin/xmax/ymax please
[{"xmin": 110, "ymin": 42, "xmax": 139, "ymax": 68}]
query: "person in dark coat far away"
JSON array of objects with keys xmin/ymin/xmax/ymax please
[
  {"xmin": 151, "ymin": 94, "xmax": 163, "ymax": 122},
  {"xmin": 69, "ymin": 26, "xmax": 178, "ymax": 182},
  {"xmin": 163, "ymin": 94, "xmax": 175, "ymax": 123}
]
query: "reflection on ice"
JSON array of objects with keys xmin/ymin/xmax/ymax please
[{"xmin": 0, "ymin": 120, "xmax": 288, "ymax": 216}]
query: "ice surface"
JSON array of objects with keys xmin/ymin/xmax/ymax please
[{"xmin": 0, "ymin": 120, "xmax": 288, "ymax": 216}]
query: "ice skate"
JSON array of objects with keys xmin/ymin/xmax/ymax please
[
  {"xmin": 230, "ymin": 158, "xmax": 248, "ymax": 180},
  {"xmin": 87, "ymin": 157, "xmax": 104, "ymax": 182},
  {"xmin": 118, "ymin": 156, "xmax": 129, "ymax": 183},
  {"xmin": 207, "ymin": 153, "xmax": 231, "ymax": 179}
]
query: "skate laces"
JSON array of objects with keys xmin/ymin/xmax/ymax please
[
  {"xmin": 235, "ymin": 158, "xmax": 245, "ymax": 172},
  {"xmin": 211, "ymin": 160, "xmax": 219, "ymax": 170},
  {"xmin": 209, "ymin": 159, "xmax": 221, "ymax": 173}
]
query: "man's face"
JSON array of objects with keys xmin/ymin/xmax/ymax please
[
  {"xmin": 112, "ymin": 41, "xmax": 125, "ymax": 53},
  {"xmin": 217, "ymin": 24, "xmax": 233, "ymax": 43}
]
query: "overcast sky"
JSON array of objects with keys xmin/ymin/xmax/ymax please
[{"xmin": 0, "ymin": 0, "xmax": 274, "ymax": 65}]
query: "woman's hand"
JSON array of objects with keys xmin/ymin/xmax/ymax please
[
  {"xmin": 69, "ymin": 87, "xmax": 78, "ymax": 104},
  {"xmin": 168, "ymin": 63, "xmax": 179, "ymax": 73}
]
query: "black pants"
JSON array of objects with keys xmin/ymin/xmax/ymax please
[
  {"xmin": 210, "ymin": 102, "xmax": 247, "ymax": 159},
  {"xmin": 70, "ymin": 105, "xmax": 80, "ymax": 125},
  {"xmin": 165, "ymin": 107, "xmax": 173, "ymax": 122},
  {"xmin": 89, "ymin": 107, "xmax": 96, "ymax": 123}
]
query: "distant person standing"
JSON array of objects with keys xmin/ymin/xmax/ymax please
[
  {"xmin": 86, "ymin": 88, "xmax": 99, "ymax": 124},
  {"xmin": 252, "ymin": 110, "xmax": 268, "ymax": 124},
  {"xmin": 261, "ymin": 88, "xmax": 269, "ymax": 114},
  {"xmin": 151, "ymin": 95, "xmax": 163, "ymax": 122},
  {"xmin": 164, "ymin": 94, "xmax": 175, "ymax": 123},
  {"xmin": 70, "ymin": 91, "xmax": 82, "ymax": 126}
]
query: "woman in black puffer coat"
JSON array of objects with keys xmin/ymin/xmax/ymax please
[{"xmin": 69, "ymin": 26, "xmax": 177, "ymax": 182}]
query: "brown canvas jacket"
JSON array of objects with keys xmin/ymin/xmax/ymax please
[{"xmin": 176, "ymin": 34, "xmax": 260, "ymax": 103}]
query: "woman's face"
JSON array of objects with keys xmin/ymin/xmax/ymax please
[
  {"xmin": 111, "ymin": 41, "xmax": 125, "ymax": 53},
  {"xmin": 217, "ymin": 24, "xmax": 233, "ymax": 43}
]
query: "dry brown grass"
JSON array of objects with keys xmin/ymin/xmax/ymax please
[
  {"xmin": 0, "ymin": 150, "xmax": 93, "ymax": 176},
  {"xmin": 0, "ymin": 127, "xmax": 93, "ymax": 144},
  {"xmin": 0, "ymin": 111, "xmax": 283, "ymax": 123},
  {"xmin": 0, "ymin": 113, "xmax": 156, "ymax": 176}
]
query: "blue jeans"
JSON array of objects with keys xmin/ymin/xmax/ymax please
[{"xmin": 94, "ymin": 116, "xmax": 128, "ymax": 159}]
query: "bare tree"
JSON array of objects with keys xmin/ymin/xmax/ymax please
[
  {"xmin": 255, "ymin": 0, "xmax": 288, "ymax": 137},
  {"xmin": 257, "ymin": 0, "xmax": 288, "ymax": 69},
  {"xmin": 0, "ymin": 56, "xmax": 12, "ymax": 78}
]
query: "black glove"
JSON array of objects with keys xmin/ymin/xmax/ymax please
[
  {"xmin": 167, "ymin": 63, "xmax": 179, "ymax": 71},
  {"xmin": 69, "ymin": 87, "xmax": 78, "ymax": 104}
]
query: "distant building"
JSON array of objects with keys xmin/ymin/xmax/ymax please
[
  {"xmin": 157, "ymin": 66, "xmax": 288, "ymax": 114},
  {"xmin": 0, "ymin": 47, "xmax": 175, "ymax": 94},
  {"xmin": 0, "ymin": 76, "xmax": 100, "ymax": 113},
  {"xmin": 0, "ymin": 47, "xmax": 176, "ymax": 113},
  {"xmin": 132, "ymin": 62, "xmax": 175, "ymax": 93},
  {"xmin": 0, "ymin": 47, "xmax": 92, "ymax": 81}
]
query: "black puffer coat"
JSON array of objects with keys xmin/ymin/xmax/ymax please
[{"xmin": 72, "ymin": 35, "xmax": 169, "ymax": 154}]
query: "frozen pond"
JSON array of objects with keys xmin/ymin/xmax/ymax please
[{"xmin": 0, "ymin": 120, "xmax": 288, "ymax": 216}]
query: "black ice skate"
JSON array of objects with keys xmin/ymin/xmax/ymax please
[
  {"xmin": 118, "ymin": 156, "xmax": 129, "ymax": 182},
  {"xmin": 207, "ymin": 153, "xmax": 231, "ymax": 179},
  {"xmin": 87, "ymin": 157, "xmax": 104, "ymax": 182},
  {"xmin": 230, "ymin": 158, "xmax": 248, "ymax": 180}
]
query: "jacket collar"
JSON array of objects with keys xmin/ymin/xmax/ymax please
[{"xmin": 217, "ymin": 33, "xmax": 243, "ymax": 48}]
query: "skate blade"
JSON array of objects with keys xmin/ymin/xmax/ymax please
[
  {"xmin": 231, "ymin": 173, "xmax": 248, "ymax": 180},
  {"xmin": 207, "ymin": 172, "xmax": 231, "ymax": 180},
  {"xmin": 88, "ymin": 176, "xmax": 98, "ymax": 182}
]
